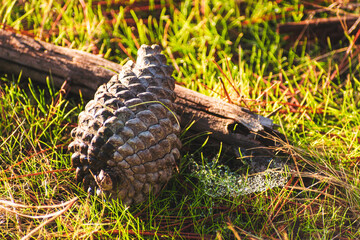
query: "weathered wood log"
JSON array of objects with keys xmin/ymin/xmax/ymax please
[{"xmin": 0, "ymin": 28, "xmax": 283, "ymax": 150}]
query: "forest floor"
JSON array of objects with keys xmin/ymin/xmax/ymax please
[{"xmin": 0, "ymin": 0, "xmax": 360, "ymax": 239}]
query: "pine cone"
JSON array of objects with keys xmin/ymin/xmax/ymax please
[{"xmin": 68, "ymin": 45, "xmax": 181, "ymax": 205}]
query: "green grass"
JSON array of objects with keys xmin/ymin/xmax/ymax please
[{"xmin": 1, "ymin": 0, "xmax": 360, "ymax": 239}]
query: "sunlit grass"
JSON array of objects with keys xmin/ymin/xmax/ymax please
[{"xmin": 0, "ymin": 0, "xmax": 359, "ymax": 238}]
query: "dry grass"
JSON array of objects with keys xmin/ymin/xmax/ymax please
[{"xmin": 0, "ymin": 0, "xmax": 359, "ymax": 239}]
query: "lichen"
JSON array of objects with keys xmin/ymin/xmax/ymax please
[{"xmin": 190, "ymin": 159, "xmax": 288, "ymax": 198}]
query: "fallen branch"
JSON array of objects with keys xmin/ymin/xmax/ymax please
[
  {"xmin": 277, "ymin": 15, "xmax": 360, "ymax": 43},
  {"xmin": 277, "ymin": 16, "xmax": 359, "ymax": 33},
  {"xmin": 0, "ymin": 28, "xmax": 283, "ymax": 151}
]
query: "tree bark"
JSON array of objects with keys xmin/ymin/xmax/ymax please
[{"xmin": 0, "ymin": 28, "xmax": 283, "ymax": 150}]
